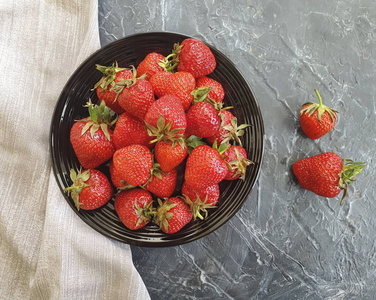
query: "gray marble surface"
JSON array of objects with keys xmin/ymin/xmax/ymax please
[{"xmin": 98, "ymin": 1, "xmax": 376, "ymax": 299}]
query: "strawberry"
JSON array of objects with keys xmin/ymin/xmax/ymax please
[
  {"xmin": 109, "ymin": 161, "xmax": 134, "ymax": 189},
  {"xmin": 144, "ymin": 166, "xmax": 177, "ymax": 198},
  {"xmin": 181, "ymin": 181, "xmax": 219, "ymax": 220},
  {"xmin": 182, "ymin": 181, "xmax": 220, "ymax": 206},
  {"xmin": 184, "ymin": 144, "xmax": 228, "ymax": 190},
  {"xmin": 154, "ymin": 139, "xmax": 188, "ymax": 172},
  {"xmin": 113, "ymin": 144, "xmax": 153, "ymax": 186},
  {"xmin": 195, "ymin": 76, "xmax": 225, "ymax": 103},
  {"xmin": 136, "ymin": 52, "xmax": 165, "ymax": 80},
  {"xmin": 164, "ymin": 71, "xmax": 196, "ymax": 111},
  {"xmin": 113, "ymin": 112, "xmax": 154, "ymax": 150},
  {"xmin": 206, "ymin": 110, "xmax": 249, "ymax": 147},
  {"xmin": 149, "ymin": 71, "xmax": 172, "ymax": 98},
  {"xmin": 144, "ymin": 94, "xmax": 187, "ymax": 141},
  {"xmin": 114, "ymin": 188, "xmax": 155, "ymax": 230},
  {"xmin": 70, "ymin": 100, "xmax": 116, "ymax": 169},
  {"xmin": 150, "ymin": 71, "xmax": 196, "ymax": 111},
  {"xmin": 93, "ymin": 63, "xmax": 133, "ymax": 114},
  {"xmin": 293, "ymin": 152, "xmax": 366, "ymax": 204},
  {"xmin": 65, "ymin": 169, "xmax": 113, "ymax": 210},
  {"xmin": 299, "ymin": 89, "xmax": 338, "ymax": 140},
  {"xmin": 185, "ymin": 102, "xmax": 221, "ymax": 138},
  {"xmin": 155, "ymin": 197, "xmax": 193, "ymax": 234},
  {"xmin": 115, "ymin": 67, "xmax": 155, "ymax": 120},
  {"xmin": 175, "ymin": 39, "xmax": 216, "ymax": 78},
  {"xmin": 222, "ymin": 145, "xmax": 253, "ymax": 180}
]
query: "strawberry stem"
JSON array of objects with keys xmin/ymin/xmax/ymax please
[
  {"xmin": 338, "ymin": 159, "xmax": 366, "ymax": 205},
  {"xmin": 300, "ymin": 90, "xmax": 337, "ymax": 123},
  {"xmin": 314, "ymin": 89, "xmax": 323, "ymax": 108}
]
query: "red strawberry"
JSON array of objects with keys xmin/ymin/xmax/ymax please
[
  {"xmin": 222, "ymin": 145, "xmax": 253, "ymax": 180},
  {"xmin": 182, "ymin": 181, "xmax": 220, "ymax": 206},
  {"xmin": 177, "ymin": 38, "xmax": 216, "ymax": 78},
  {"xmin": 115, "ymin": 67, "xmax": 155, "ymax": 120},
  {"xmin": 109, "ymin": 160, "xmax": 124, "ymax": 188},
  {"xmin": 155, "ymin": 197, "xmax": 193, "ymax": 234},
  {"xmin": 206, "ymin": 110, "xmax": 249, "ymax": 146},
  {"xmin": 195, "ymin": 76, "xmax": 224, "ymax": 103},
  {"xmin": 109, "ymin": 161, "xmax": 134, "ymax": 189},
  {"xmin": 185, "ymin": 102, "xmax": 221, "ymax": 137},
  {"xmin": 154, "ymin": 140, "xmax": 188, "ymax": 172},
  {"xmin": 113, "ymin": 145, "xmax": 153, "ymax": 186},
  {"xmin": 164, "ymin": 71, "xmax": 196, "ymax": 111},
  {"xmin": 150, "ymin": 71, "xmax": 196, "ymax": 111},
  {"xmin": 65, "ymin": 169, "xmax": 113, "ymax": 210},
  {"xmin": 185, "ymin": 144, "xmax": 228, "ymax": 190},
  {"xmin": 299, "ymin": 89, "xmax": 338, "ymax": 140},
  {"xmin": 144, "ymin": 166, "xmax": 177, "ymax": 198},
  {"xmin": 293, "ymin": 152, "xmax": 365, "ymax": 204},
  {"xmin": 181, "ymin": 181, "xmax": 219, "ymax": 220},
  {"xmin": 70, "ymin": 100, "xmax": 116, "ymax": 169},
  {"xmin": 113, "ymin": 112, "xmax": 154, "ymax": 150},
  {"xmin": 114, "ymin": 188, "xmax": 155, "ymax": 230},
  {"xmin": 149, "ymin": 71, "xmax": 172, "ymax": 98},
  {"xmin": 94, "ymin": 63, "xmax": 133, "ymax": 114},
  {"xmin": 144, "ymin": 94, "xmax": 187, "ymax": 141},
  {"xmin": 136, "ymin": 52, "xmax": 165, "ymax": 80}
]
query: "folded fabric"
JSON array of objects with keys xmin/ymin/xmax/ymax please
[{"xmin": 0, "ymin": 1, "xmax": 150, "ymax": 299}]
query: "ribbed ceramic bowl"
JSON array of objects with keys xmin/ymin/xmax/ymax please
[{"xmin": 50, "ymin": 32, "xmax": 264, "ymax": 247}]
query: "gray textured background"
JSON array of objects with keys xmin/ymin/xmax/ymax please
[{"xmin": 98, "ymin": 1, "xmax": 376, "ymax": 299}]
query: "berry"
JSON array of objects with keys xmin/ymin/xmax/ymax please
[
  {"xmin": 293, "ymin": 152, "xmax": 365, "ymax": 204},
  {"xmin": 155, "ymin": 197, "xmax": 192, "ymax": 234},
  {"xmin": 113, "ymin": 145, "xmax": 153, "ymax": 186},
  {"xmin": 65, "ymin": 169, "xmax": 113, "ymax": 210},
  {"xmin": 115, "ymin": 188, "xmax": 155, "ymax": 230},
  {"xmin": 70, "ymin": 100, "xmax": 116, "ymax": 169},
  {"xmin": 299, "ymin": 89, "xmax": 338, "ymax": 140}
]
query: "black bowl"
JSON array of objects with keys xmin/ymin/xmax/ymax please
[{"xmin": 50, "ymin": 32, "xmax": 264, "ymax": 247}]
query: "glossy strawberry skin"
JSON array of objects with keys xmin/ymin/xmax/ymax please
[
  {"xmin": 117, "ymin": 79, "xmax": 155, "ymax": 120},
  {"xmin": 76, "ymin": 169, "xmax": 113, "ymax": 210},
  {"xmin": 154, "ymin": 140, "xmax": 188, "ymax": 172},
  {"xmin": 196, "ymin": 76, "xmax": 224, "ymax": 103},
  {"xmin": 299, "ymin": 104, "xmax": 337, "ymax": 140},
  {"xmin": 293, "ymin": 152, "xmax": 342, "ymax": 198},
  {"xmin": 182, "ymin": 181, "xmax": 220, "ymax": 206},
  {"xmin": 109, "ymin": 160, "xmax": 126, "ymax": 188},
  {"xmin": 136, "ymin": 52, "xmax": 165, "ymax": 80},
  {"xmin": 114, "ymin": 188, "xmax": 153, "ymax": 230},
  {"xmin": 177, "ymin": 38, "xmax": 216, "ymax": 78},
  {"xmin": 96, "ymin": 69, "xmax": 133, "ymax": 114},
  {"xmin": 157, "ymin": 197, "xmax": 192, "ymax": 234},
  {"xmin": 149, "ymin": 71, "xmax": 172, "ymax": 98},
  {"xmin": 144, "ymin": 94, "xmax": 187, "ymax": 135},
  {"xmin": 144, "ymin": 168, "xmax": 177, "ymax": 198},
  {"xmin": 222, "ymin": 145, "xmax": 248, "ymax": 180},
  {"xmin": 70, "ymin": 121, "xmax": 116, "ymax": 169},
  {"xmin": 206, "ymin": 110, "xmax": 235, "ymax": 145},
  {"xmin": 113, "ymin": 112, "xmax": 154, "ymax": 150},
  {"xmin": 113, "ymin": 145, "xmax": 153, "ymax": 186},
  {"xmin": 164, "ymin": 71, "xmax": 196, "ymax": 111},
  {"xmin": 184, "ymin": 145, "xmax": 228, "ymax": 190},
  {"xmin": 186, "ymin": 102, "xmax": 220, "ymax": 137}
]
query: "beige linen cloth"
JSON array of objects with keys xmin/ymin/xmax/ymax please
[{"xmin": 0, "ymin": 1, "xmax": 150, "ymax": 299}]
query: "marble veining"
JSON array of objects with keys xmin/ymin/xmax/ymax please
[{"xmin": 99, "ymin": 1, "xmax": 376, "ymax": 299}]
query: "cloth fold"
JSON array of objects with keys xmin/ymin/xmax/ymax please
[{"xmin": 0, "ymin": 1, "xmax": 150, "ymax": 299}]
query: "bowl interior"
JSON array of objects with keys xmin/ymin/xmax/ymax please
[{"xmin": 50, "ymin": 32, "xmax": 264, "ymax": 247}]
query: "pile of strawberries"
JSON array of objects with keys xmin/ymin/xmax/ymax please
[{"xmin": 66, "ymin": 38, "xmax": 253, "ymax": 234}]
